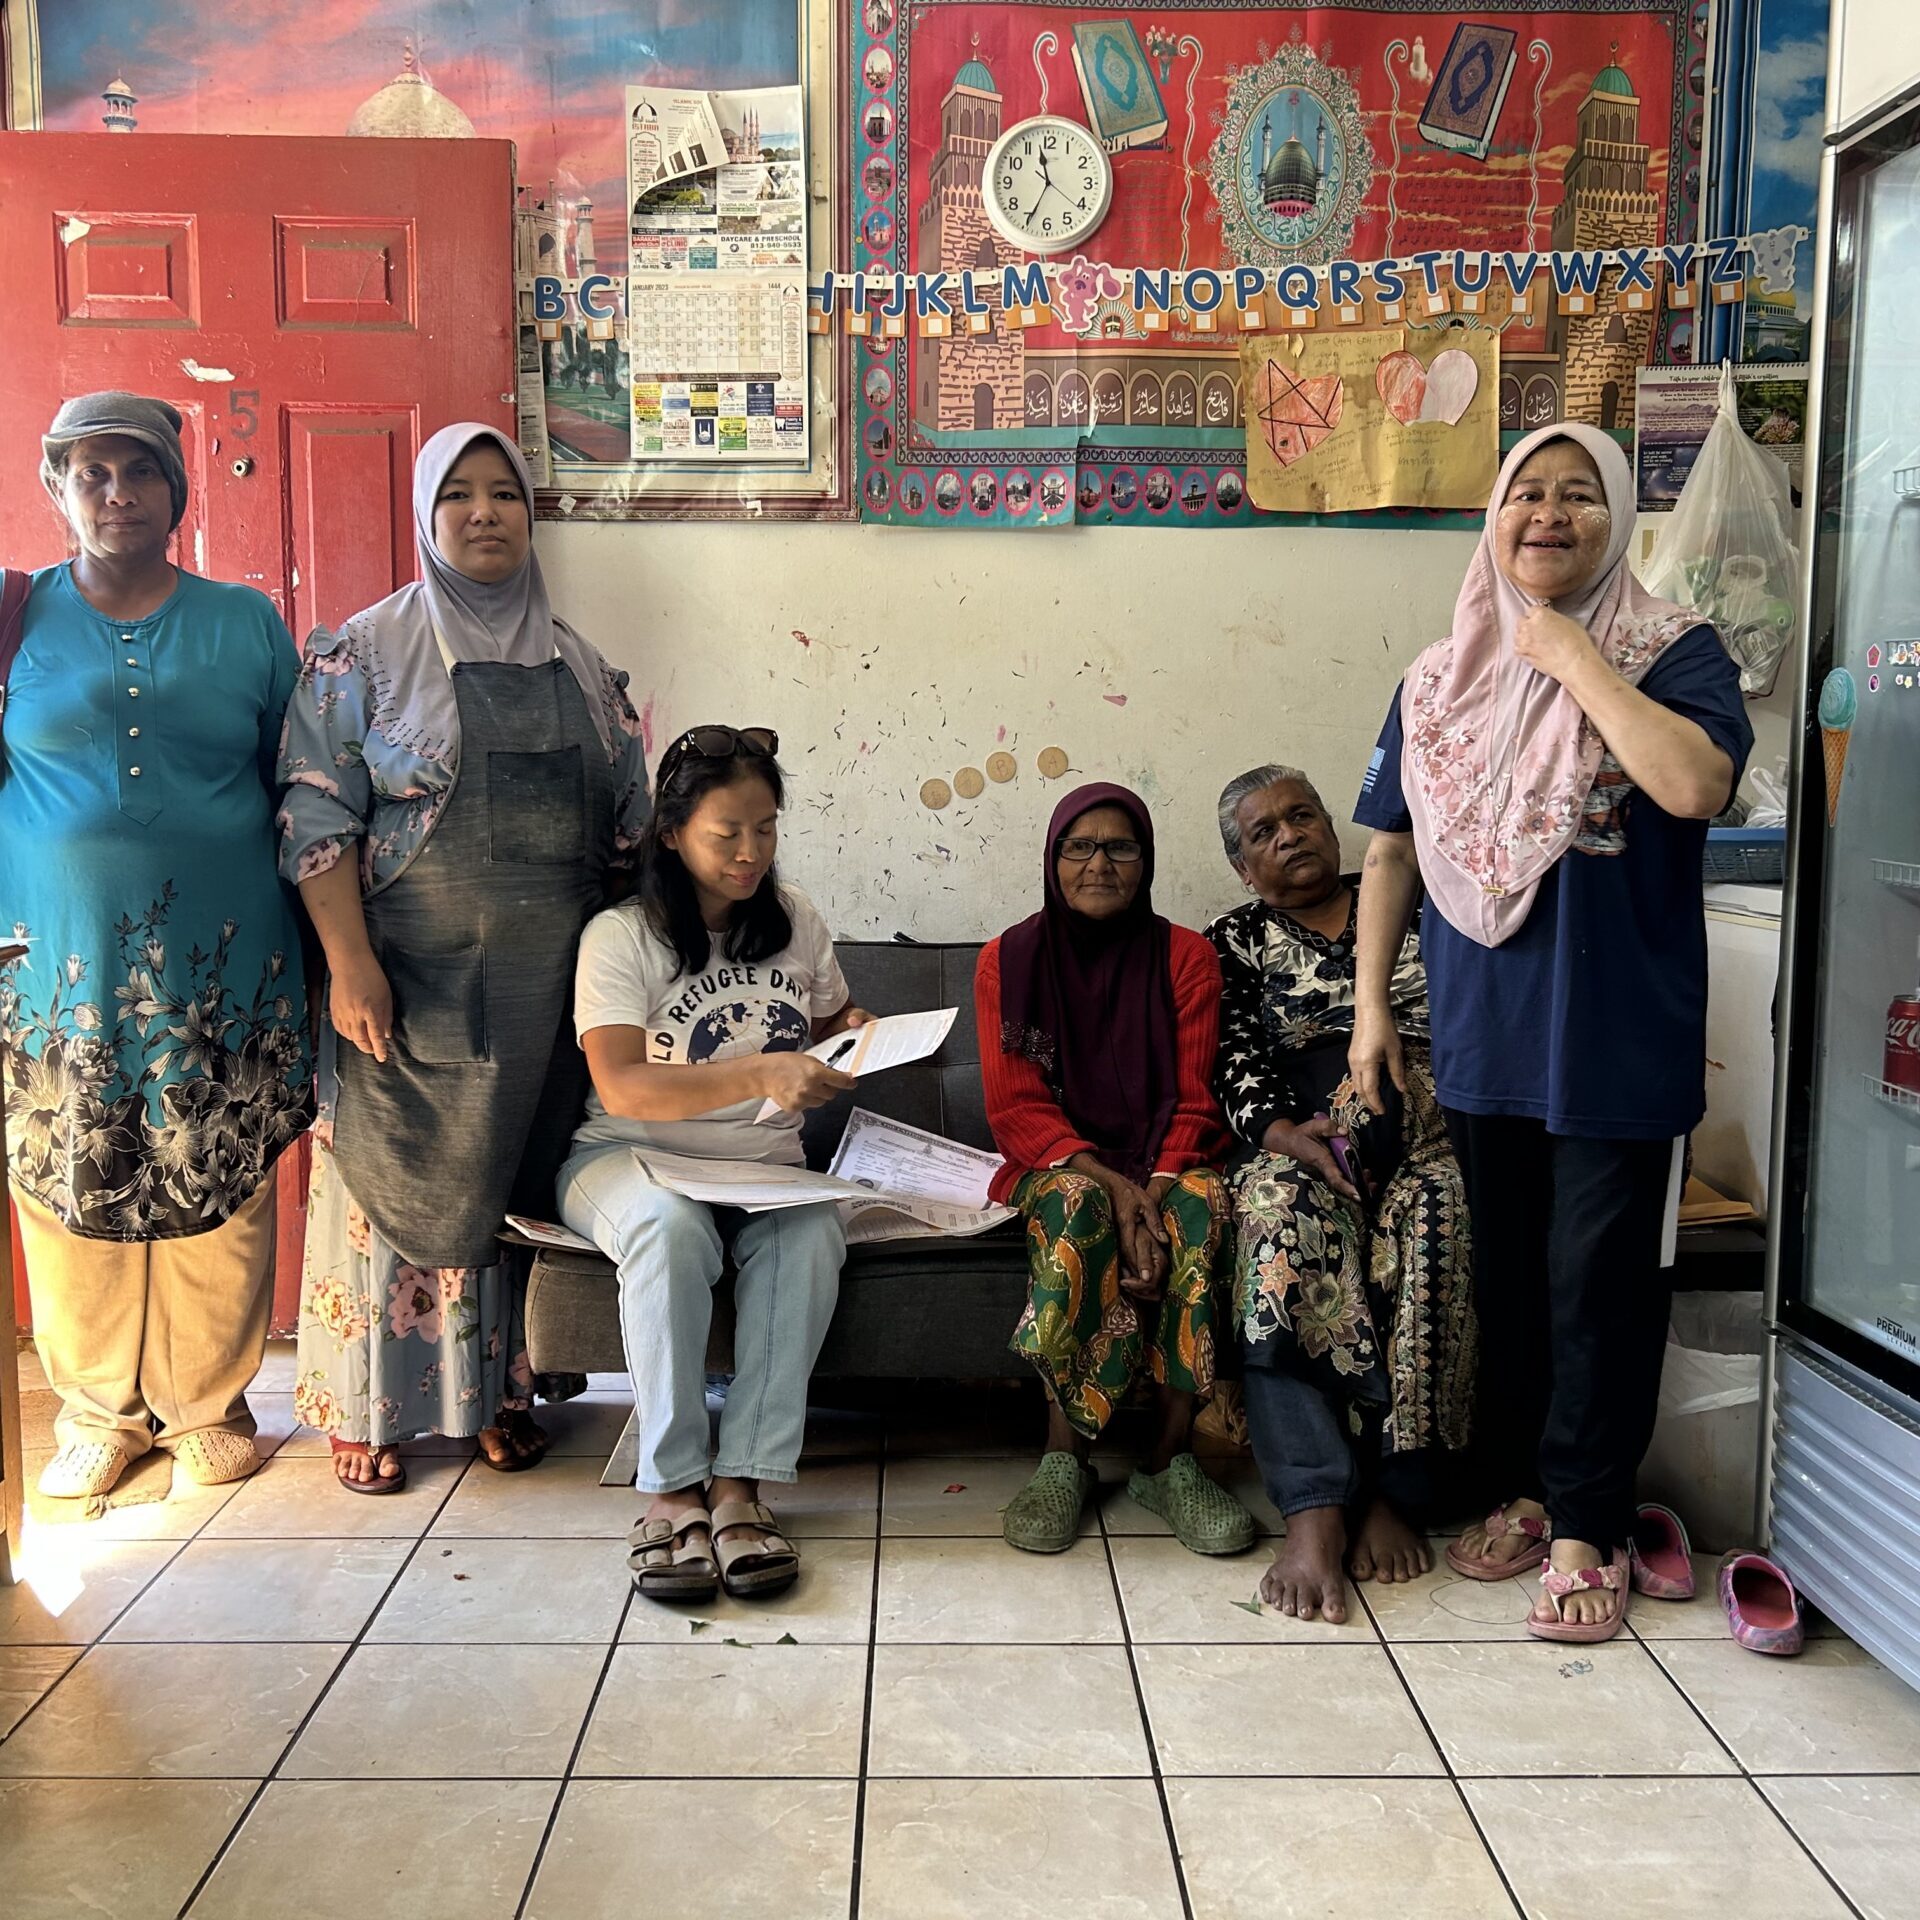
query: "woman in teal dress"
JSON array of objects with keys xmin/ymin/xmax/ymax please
[
  {"xmin": 0, "ymin": 391, "xmax": 311, "ymax": 1501},
  {"xmin": 278, "ymin": 422, "xmax": 648, "ymax": 1494}
]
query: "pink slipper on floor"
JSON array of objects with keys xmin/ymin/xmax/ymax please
[
  {"xmin": 1528, "ymin": 1545, "xmax": 1632, "ymax": 1644},
  {"xmin": 1629, "ymin": 1503, "xmax": 1696, "ymax": 1600},
  {"xmin": 1445, "ymin": 1503, "xmax": 1551, "ymax": 1581},
  {"xmin": 1719, "ymin": 1552, "xmax": 1805, "ymax": 1656}
]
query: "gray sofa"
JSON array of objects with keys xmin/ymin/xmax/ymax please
[
  {"xmin": 523, "ymin": 940, "xmax": 1036, "ymax": 1381},
  {"xmin": 520, "ymin": 938, "xmax": 1768, "ymax": 1385}
]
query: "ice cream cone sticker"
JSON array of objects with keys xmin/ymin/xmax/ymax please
[{"xmin": 1819, "ymin": 667, "xmax": 1856, "ymax": 827}]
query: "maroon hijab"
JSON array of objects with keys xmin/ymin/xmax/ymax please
[{"xmin": 996, "ymin": 782, "xmax": 1180, "ymax": 1186}]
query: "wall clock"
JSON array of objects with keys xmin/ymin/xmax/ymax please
[{"xmin": 982, "ymin": 115, "xmax": 1113, "ymax": 256}]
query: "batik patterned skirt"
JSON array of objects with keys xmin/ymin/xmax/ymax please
[
  {"xmin": 1227, "ymin": 1056, "xmax": 1474, "ymax": 1456},
  {"xmin": 1009, "ymin": 1167, "xmax": 1227, "ymax": 1440}
]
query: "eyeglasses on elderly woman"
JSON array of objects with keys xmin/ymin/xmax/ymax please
[{"xmin": 1054, "ymin": 834, "xmax": 1144, "ymax": 865}]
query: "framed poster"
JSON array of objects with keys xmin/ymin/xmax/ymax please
[
  {"xmin": 12, "ymin": 0, "xmax": 854, "ymax": 520},
  {"xmin": 850, "ymin": 0, "xmax": 1706, "ymax": 527}
]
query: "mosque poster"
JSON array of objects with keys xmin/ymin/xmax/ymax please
[{"xmin": 850, "ymin": 0, "xmax": 1705, "ymax": 528}]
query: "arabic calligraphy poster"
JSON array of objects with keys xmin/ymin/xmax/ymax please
[{"xmin": 850, "ymin": 0, "xmax": 1702, "ymax": 528}]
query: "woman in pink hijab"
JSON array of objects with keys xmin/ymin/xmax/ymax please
[{"xmin": 1346, "ymin": 423, "xmax": 1751, "ymax": 1643}]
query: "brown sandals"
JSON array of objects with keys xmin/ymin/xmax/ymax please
[
  {"xmin": 629, "ymin": 1510, "xmax": 719, "ymax": 1601},
  {"xmin": 710, "ymin": 1499, "xmax": 801, "ymax": 1600}
]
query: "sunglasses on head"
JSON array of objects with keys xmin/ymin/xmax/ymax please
[{"xmin": 659, "ymin": 725, "xmax": 779, "ymax": 782}]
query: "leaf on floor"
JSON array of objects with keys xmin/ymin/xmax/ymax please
[
  {"xmin": 776, "ymin": 1632, "xmax": 798, "ymax": 1644},
  {"xmin": 943, "ymin": 1484, "xmax": 967, "ymax": 1494},
  {"xmin": 689, "ymin": 1620, "xmax": 711, "ymax": 1634},
  {"xmin": 724, "ymin": 1637, "xmax": 751, "ymax": 1648},
  {"xmin": 453, "ymin": 1572, "xmax": 470, "ymax": 1581},
  {"xmin": 1230, "ymin": 1599, "xmax": 1264, "ymax": 1616}
]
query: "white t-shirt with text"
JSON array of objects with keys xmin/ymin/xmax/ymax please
[{"xmin": 570, "ymin": 883, "xmax": 850, "ymax": 1166}]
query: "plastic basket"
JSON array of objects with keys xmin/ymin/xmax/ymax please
[{"xmin": 1703, "ymin": 826, "xmax": 1785, "ymax": 885}]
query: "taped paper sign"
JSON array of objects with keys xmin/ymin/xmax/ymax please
[{"xmin": 1242, "ymin": 328, "xmax": 1500, "ymax": 513}]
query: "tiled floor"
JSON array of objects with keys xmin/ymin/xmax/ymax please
[{"xmin": 5, "ymin": 1343, "xmax": 1920, "ymax": 1918}]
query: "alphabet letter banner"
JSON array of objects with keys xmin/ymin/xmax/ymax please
[{"xmin": 850, "ymin": 0, "xmax": 1703, "ymax": 528}]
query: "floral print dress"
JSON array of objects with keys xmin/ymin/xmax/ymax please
[
  {"xmin": 0, "ymin": 566, "xmax": 311, "ymax": 1240},
  {"xmin": 277, "ymin": 614, "xmax": 647, "ymax": 1444},
  {"xmin": 1207, "ymin": 889, "xmax": 1475, "ymax": 1458}
]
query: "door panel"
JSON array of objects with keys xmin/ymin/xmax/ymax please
[
  {"xmin": 285, "ymin": 406, "xmax": 415, "ymax": 644},
  {"xmin": 1, "ymin": 132, "xmax": 515, "ymax": 1333},
  {"xmin": 0, "ymin": 133, "xmax": 514, "ymax": 630}
]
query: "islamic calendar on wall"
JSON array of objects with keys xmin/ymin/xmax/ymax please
[{"xmin": 850, "ymin": 0, "xmax": 1705, "ymax": 527}]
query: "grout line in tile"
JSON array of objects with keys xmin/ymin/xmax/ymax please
[
  {"xmin": 511, "ymin": 1571, "xmax": 638, "ymax": 1919},
  {"xmin": 1636, "ymin": 1637, "xmax": 1867, "ymax": 1919},
  {"xmin": 1099, "ymin": 1509, "xmax": 1196, "ymax": 1920},
  {"xmin": 171, "ymin": 1447, "xmax": 476, "ymax": 1918},
  {"xmin": 1360, "ymin": 1582, "xmax": 1526, "ymax": 1919},
  {"xmin": 846, "ymin": 1439, "xmax": 889, "ymax": 1920}
]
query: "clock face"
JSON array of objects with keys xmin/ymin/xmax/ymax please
[{"xmin": 984, "ymin": 116, "xmax": 1113, "ymax": 256}]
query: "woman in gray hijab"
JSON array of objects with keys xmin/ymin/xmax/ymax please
[
  {"xmin": 278, "ymin": 422, "xmax": 648, "ymax": 1492},
  {"xmin": 2, "ymin": 391, "xmax": 310, "ymax": 1502}
]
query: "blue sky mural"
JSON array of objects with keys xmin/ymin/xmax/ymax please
[
  {"xmin": 39, "ymin": 1, "xmax": 798, "ymax": 268},
  {"xmin": 1745, "ymin": 0, "xmax": 1825, "ymax": 349}
]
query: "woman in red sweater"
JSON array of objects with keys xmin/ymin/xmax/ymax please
[{"xmin": 977, "ymin": 782, "xmax": 1253, "ymax": 1557}]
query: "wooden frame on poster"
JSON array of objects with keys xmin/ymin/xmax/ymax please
[{"xmin": 0, "ymin": 0, "xmax": 853, "ymax": 521}]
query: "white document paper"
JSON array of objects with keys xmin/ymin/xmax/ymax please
[
  {"xmin": 754, "ymin": 1010, "xmax": 958, "ymax": 1124},
  {"xmin": 631, "ymin": 1148, "xmax": 867, "ymax": 1212},
  {"xmin": 827, "ymin": 1109, "xmax": 1016, "ymax": 1244},
  {"xmin": 626, "ymin": 88, "xmax": 727, "ymax": 198},
  {"xmin": 502, "ymin": 1214, "xmax": 597, "ymax": 1253}
]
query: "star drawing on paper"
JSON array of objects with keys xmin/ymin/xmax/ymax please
[{"xmin": 1256, "ymin": 358, "xmax": 1344, "ymax": 467}]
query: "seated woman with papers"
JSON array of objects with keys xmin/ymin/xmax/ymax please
[
  {"xmin": 557, "ymin": 726, "xmax": 872, "ymax": 1604},
  {"xmin": 977, "ymin": 782, "xmax": 1255, "ymax": 1559}
]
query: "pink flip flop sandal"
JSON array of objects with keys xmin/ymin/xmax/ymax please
[
  {"xmin": 1446, "ymin": 1503, "xmax": 1552, "ymax": 1582},
  {"xmin": 1528, "ymin": 1545, "xmax": 1632, "ymax": 1644},
  {"xmin": 1629, "ymin": 1503, "xmax": 1696, "ymax": 1600},
  {"xmin": 1719, "ymin": 1551, "xmax": 1805, "ymax": 1656}
]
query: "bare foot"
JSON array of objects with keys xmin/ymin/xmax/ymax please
[
  {"xmin": 1534, "ymin": 1537, "xmax": 1620, "ymax": 1629},
  {"xmin": 329, "ymin": 1441, "xmax": 401, "ymax": 1487},
  {"xmin": 1258, "ymin": 1506, "xmax": 1349, "ymax": 1622},
  {"xmin": 1349, "ymin": 1498, "xmax": 1432, "ymax": 1584},
  {"xmin": 1453, "ymin": 1495, "xmax": 1549, "ymax": 1568}
]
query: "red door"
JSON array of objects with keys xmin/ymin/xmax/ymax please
[{"xmin": 1, "ymin": 132, "xmax": 517, "ymax": 1331}]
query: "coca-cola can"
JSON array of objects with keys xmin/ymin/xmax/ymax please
[{"xmin": 1887, "ymin": 996, "xmax": 1920, "ymax": 1094}]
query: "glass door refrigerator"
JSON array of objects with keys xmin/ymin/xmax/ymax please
[{"xmin": 1767, "ymin": 76, "xmax": 1920, "ymax": 1692}]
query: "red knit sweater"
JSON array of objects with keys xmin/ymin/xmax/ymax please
[{"xmin": 975, "ymin": 925, "xmax": 1230, "ymax": 1205}]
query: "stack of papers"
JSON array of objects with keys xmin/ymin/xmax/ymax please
[
  {"xmin": 827, "ymin": 1109, "xmax": 1015, "ymax": 1245},
  {"xmin": 502, "ymin": 1107, "xmax": 1014, "ymax": 1251}
]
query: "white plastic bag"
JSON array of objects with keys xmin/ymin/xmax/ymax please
[
  {"xmin": 1746, "ymin": 759, "xmax": 1790, "ymax": 829},
  {"xmin": 1644, "ymin": 364, "xmax": 1800, "ymax": 696},
  {"xmin": 1641, "ymin": 1291, "xmax": 1764, "ymax": 1549}
]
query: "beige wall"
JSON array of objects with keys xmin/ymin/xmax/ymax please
[{"xmin": 542, "ymin": 520, "xmax": 1792, "ymax": 940}]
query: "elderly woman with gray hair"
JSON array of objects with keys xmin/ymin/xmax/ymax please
[
  {"xmin": 1206, "ymin": 764, "xmax": 1475, "ymax": 1622},
  {"xmin": 0, "ymin": 392, "xmax": 311, "ymax": 1502}
]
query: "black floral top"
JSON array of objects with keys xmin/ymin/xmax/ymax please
[{"xmin": 1205, "ymin": 880, "xmax": 1429, "ymax": 1148}]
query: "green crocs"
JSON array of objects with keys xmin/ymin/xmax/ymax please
[
  {"xmin": 1128, "ymin": 1453, "xmax": 1256, "ymax": 1556},
  {"xmin": 1002, "ymin": 1451, "xmax": 1097, "ymax": 1554}
]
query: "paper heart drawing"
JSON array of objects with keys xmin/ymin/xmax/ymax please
[
  {"xmin": 1376, "ymin": 348, "xmax": 1479, "ymax": 426},
  {"xmin": 1257, "ymin": 359, "xmax": 1345, "ymax": 467}
]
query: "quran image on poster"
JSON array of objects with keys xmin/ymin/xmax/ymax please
[{"xmin": 849, "ymin": 0, "xmax": 1706, "ymax": 528}]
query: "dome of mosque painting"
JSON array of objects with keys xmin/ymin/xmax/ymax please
[
  {"xmin": 1591, "ymin": 62, "xmax": 1635, "ymax": 96},
  {"xmin": 347, "ymin": 47, "xmax": 475, "ymax": 138},
  {"xmin": 955, "ymin": 55, "xmax": 997, "ymax": 93},
  {"xmin": 1262, "ymin": 135, "xmax": 1318, "ymax": 216}
]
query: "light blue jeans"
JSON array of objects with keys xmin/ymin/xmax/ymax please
[{"xmin": 557, "ymin": 1145, "xmax": 845, "ymax": 1493}]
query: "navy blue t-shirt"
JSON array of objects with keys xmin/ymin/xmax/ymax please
[{"xmin": 1353, "ymin": 627, "xmax": 1753, "ymax": 1140}]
